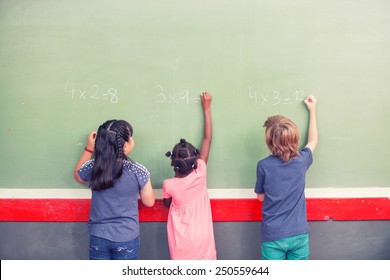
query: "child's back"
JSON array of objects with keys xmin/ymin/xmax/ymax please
[
  {"xmin": 74, "ymin": 119, "xmax": 155, "ymax": 260},
  {"xmin": 163, "ymin": 158, "xmax": 216, "ymax": 259},
  {"xmin": 256, "ymin": 147, "xmax": 312, "ymax": 242},
  {"xmin": 255, "ymin": 95, "xmax": 318, "ymax": 260},
  {"xmin": 163, "ymin": 92, "xmax": 216, "ymax": 260}
]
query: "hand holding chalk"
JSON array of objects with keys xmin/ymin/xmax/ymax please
[
  {"xmin": 201, "ymin": 92, "xmax": 212, "ymax": 110},
  {"xmin": 304, "ymin": 95, "xmax": 317, "ymax": 112},
  {"xmin": 87, "ymin": 131, "xmax": 97, "ymax": 150}
]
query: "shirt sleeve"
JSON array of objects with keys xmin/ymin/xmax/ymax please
[
  {"xmin": 78, "ymin": 160, "xmax": 94, "ymax": 182},
  {"xmin": 300, "ymin": 147, "xmax": 313, "ymax": 170},
  {"xmin": 196, "ymin": 158, "xmax": 207, "ymax": 175},
  {"xmin": 254, "ymin": 161, "xmax": 265, "ymax": 194},
  {"xmin": 162, "ymin": 180, "xmax": 171, "ymax": 199},
  {"xmin": 129, "ymin": 161, "xmax": 151, "ymax": 189}
]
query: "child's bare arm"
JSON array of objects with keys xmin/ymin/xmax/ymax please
[
  {"xmin": 163, "ymin": 198, "xmax": 172, "ymax": 208},
  {"xmin": 304, "ymin": 95, "xmax": 318, "ymax": 153},
  {"xmin": 73, "ymin": 131, "xmax": 96, "ymax": 184},
  {"xmin": 257, "ymin": 193, "xmax": 265, "ymax": 202},
  {"xmin": 140, "ymin": 180, "xmax": 155, "ymax": 207},
  {"xmin": 198, "ymin": 92, "xmax": 212, "ymax": 164}
]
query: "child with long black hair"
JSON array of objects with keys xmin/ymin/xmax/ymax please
[{"xmin": 74, "ymin": 120, "xmax": 155, "ymax": 260}]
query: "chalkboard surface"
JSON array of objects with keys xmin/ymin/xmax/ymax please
[{"xmin": 1, "ymin": 0, "xmax": 389, "ymax": 189}]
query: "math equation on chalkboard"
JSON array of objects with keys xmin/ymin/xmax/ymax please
[
  {"xmin": 155, "ymin": 84, "xmax": 306, "ymax": 106},
  {"xmin": 155, "ymin": 85, "xmax": 201, "ymax": 104},
  {"xmin": 249, "ymin": 87, "xmax": 306, "ymax": 106},
  {"xmin": 65, "ymin": 81, "xmax": 119, "ymax": 104}
]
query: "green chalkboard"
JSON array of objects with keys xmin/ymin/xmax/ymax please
[{"xmin": 1, "ymin": 0, "xmax": 389, "ymax": 189}]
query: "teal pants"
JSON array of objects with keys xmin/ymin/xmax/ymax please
[{"xmin": 262, "ymin": 233, "xmax": 309, "ymax": 260}]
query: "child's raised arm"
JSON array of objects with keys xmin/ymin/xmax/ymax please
[
  {"xmin": 74, "ymin": 131, "xmax": 96, "ymax": 184},
  {"xmin": 304, "ymin": 95, "xmax": 318, "ymax": 153},
  {"xmin": 199, "ymin": 92, "xmax": 212, "ymax": 164}
]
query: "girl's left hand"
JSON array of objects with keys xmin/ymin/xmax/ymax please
[{"xmin": 87, "ymin": 131, "xmax": 97, "ymax": 150}]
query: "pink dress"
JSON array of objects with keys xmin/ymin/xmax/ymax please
[{"xmin": 163, "ymin": 159, "xmax": 217, "ymax": 260}]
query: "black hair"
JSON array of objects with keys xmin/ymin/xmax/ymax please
[
  {"xmin": 90, "ymin": 120, "xmax": 133, "ymax": 191},
  {"xmin": 165, "ymin": 138, "xmax": 200, "ymax": 176}
]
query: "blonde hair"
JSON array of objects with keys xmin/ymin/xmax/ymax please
[{"xmin": 263, "ymin": 115, "xmax": 299, "ymax": 162}]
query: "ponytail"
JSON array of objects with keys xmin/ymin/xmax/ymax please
[{"xmin": 90, "ymin": 120, "xmax": 133, "ymax": 191}]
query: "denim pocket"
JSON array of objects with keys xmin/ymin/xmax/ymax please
[
  {"xmin": 89, "ymin": 235, "xmax": 140, "ymax": 260},
  {"xmin": 89, "ymin": 235, "xmax": 111, "ymax": 260},
  {"xmin": 113, "ymin": 237, "xmax": 139, "ymax": 260}
]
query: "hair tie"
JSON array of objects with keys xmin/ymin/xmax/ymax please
[
  {"xmin": 107, "ymin": 121, "xmax": 117, "ymax": 134},
  {"xmin": 180, "ymin": 138, "xmax": 186, "ymax": 147}
]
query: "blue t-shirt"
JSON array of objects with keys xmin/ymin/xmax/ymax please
[
  {"xmin": 254, "ymin": 147, "xmax": 313, "ymax": 242},
  {"xmin": 78, "ymin": 159, "xmax": 150, "ymax": 242}
]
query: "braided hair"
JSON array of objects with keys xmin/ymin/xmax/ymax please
[
  {"xmin": 90, "ymin": 120, "xmax": 133, "ymax": 191},
  {"xmin": 166, "ymin": 139, "xmax": 200, "ymax": 176}
]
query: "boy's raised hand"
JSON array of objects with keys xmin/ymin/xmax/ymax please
[
  {"xmin": 304, "ymin": 95, "xmax": 317, "ymax": 112},
  {"xmin": 304, "ymin": 95, "xmax": 318, "ymax": 153}
]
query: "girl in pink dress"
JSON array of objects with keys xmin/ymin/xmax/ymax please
[{"xmin": 163, "ymin": 92, "xmax": 216, "ymax": 260}]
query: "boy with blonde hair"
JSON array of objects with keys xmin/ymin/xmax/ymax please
[{"xmin": 255, "ymin": 95, "xmax": 318, "ymax": 260}]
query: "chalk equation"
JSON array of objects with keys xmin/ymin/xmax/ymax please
[
  {"xmin": 249, "ymin": 87, "xmax": 306, "ymax": 106},
  {"xmin": 156, "ymin": 85, "xmax": 201, "ymax": 104},
  {"xmin": 155, "ymin": 84, "xmax": 306, "ymax": 106},
  {"xmin": 65, "ymin": 81, "xmax": 119, "ymax": 104},
  {"xmin": 248, "ymin": 87, "xmax": 306, "ymax": 106}
]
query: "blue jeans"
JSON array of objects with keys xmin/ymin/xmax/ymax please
[
  {"xmin": 262, "ymin": 233, "xmax": 309, "ymax": 260},
  {"xmin": 89, "ymin": 235, "xmax": 140, "ymax": 260}
]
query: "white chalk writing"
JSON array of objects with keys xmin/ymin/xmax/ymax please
[
  {"xmin": 66, "ymin": 81, "xmax": 118, "ymax": 103},
  {"xmin": 156, "ymin": 85, "xmax": 305, "ymax": 106},
  {"xmin": 156, "ymin": 85, "xmax": 200, "ymax": 104},
  {"xmin": 249, "ymin": 87, "xmax": 305, "ymax": 106}
]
